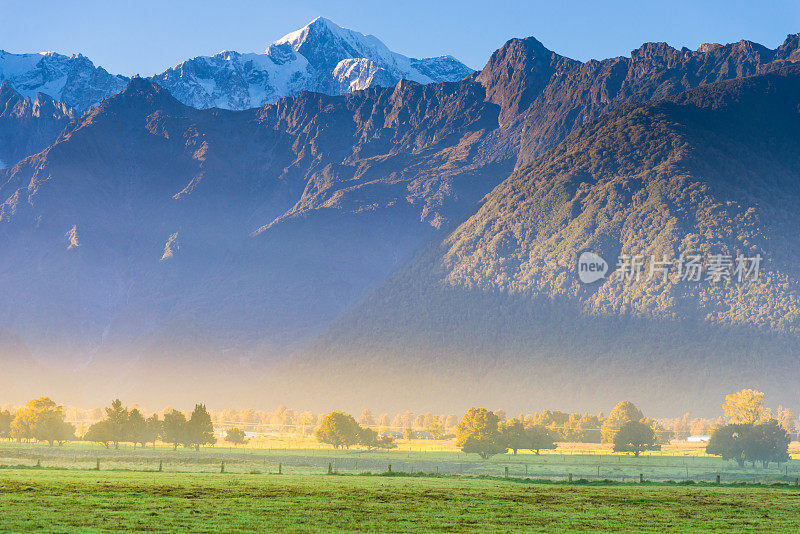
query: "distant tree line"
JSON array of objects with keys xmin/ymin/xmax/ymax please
[
  {"xmin": 7, "ymin": 395, "xmax": 798, "ymax": 446},
  {"xmin": 0, "ymin": 388, "xmax": 792, "ymax": 466},
  {"xmin": 85, "ymin": 400, "xmax": 216, "ymax": 451},
  {"xmin": 0, "ymin": 397, "xmax": 216, "ymax": 450}
]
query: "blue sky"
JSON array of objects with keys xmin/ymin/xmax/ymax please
[{"xmin": 0, "ymin": 0, "xmax": 797, "ymax": 76}]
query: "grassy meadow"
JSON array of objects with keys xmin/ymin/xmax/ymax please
[
  {"xmin": 2, "ymin": 469, "xmax": 800, "ymax": 532},
  {"xmin": 3, "ymin": 440, "xmax": 800, "ymax": 532},
  {"xmin": 2, "ymin": 439, "xmax": 800, "ymax": 482}
]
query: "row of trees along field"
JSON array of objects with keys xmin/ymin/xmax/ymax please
[
  {"xmin": 0, "ymin": 389, "xmax": 792, "ymax": 467},
  {"xmin": 313, "ymin": 391, "xmax": 792, "ymax": 467},
  {"xmin": 4, "ymin": 389, "xmax": 799, "ymax": 444},
  {"xmin": 0, "ymin": 398, "xmax": 216, "ymax": 450}
]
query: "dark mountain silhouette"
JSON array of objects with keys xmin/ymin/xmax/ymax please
[{"xmin": 0, "ymin": 81, "xmax": 76, "ymax": 169}]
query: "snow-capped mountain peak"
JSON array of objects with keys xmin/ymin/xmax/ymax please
[
  {"xmin": 152, "ymin": 17, "xmax": 474, "ymax": 110},
  {"xmin": 274, "ymin": 16, "xmax": 393, "ymax": 63},
  {"xmin": 0, "ymin": 49, "xmax": 128, "ymax": 111},
  {"xmin": 0, "ymin": 18, "xmax": 474, "ymax": 113}
]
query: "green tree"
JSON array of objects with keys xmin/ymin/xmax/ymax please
[
  {"xmin": 502, "ymin": 419, "xmax": 527, "ymax": 454},
  {"xmin": 315, "ymin": 411, "xmax": 361, "ymax": 449},
  {"xmin": 126, "ymin": 409, "xmax": 148, "ymax": 448},
  {"xmin": 10, "ymin": 397, "xmax": 73, "ymax": 445},
  {"xmin": 185, "ymin": 404, "xmax": 216, "ymax": 451},
  {"xmin": 426, "ymin": 416, "xmax": 445, "ymax": 439},
  {"xmin": 563, "ymin": 413, "xmax": 602, "ymax": 443},
  {"xmin": 0, "ymin": 410, "xmax": 12, "ymax": 438},
  {"xmin": 601, "ymin": 401, "xmax": 644, "ymax": 443},
  {"xmin": 32, "ymin": 407, "xmax": 75, "ymax": 446},
  {"xmin": 358, "ymin": 427, "xmax": 396, "ymax": 451},
  {"xmin": 745, "ymin": 420, "xmax": 790, "ymax": 468},
  {"xmin": 456, "ymin": 407, "xmax": 507, "ymax": 459},
  {"xmin": 104, "ymin": 399, "xmax": 129, "ymax": 449},
  {"xmin": 612, "ymin": 421, "xmax": 658, "ymax": 456},
  {"xmin": 403, "ymin": 427, "xmax": 415, "ymax": 440},
  {"xmin": 525, "ymin": 425, "xmax": 557, "ymax": 454},
  {"xmin": 162, "ymin": 410, "xmax": 187, "ymax": 451},
  {"xmin": 706, "ymin": 423, "xmax": 750, "ymax": 467},
  {"xmin": 723, "ymin": 389, "xmax": 770, "ymax": 424},
  {"xmin": 144, "ymin": 414, "xmax": 162, "ymax": 448},
  {"xmin": 84, "ymin": 420, "xmax": 114, "ymax": 448},
  {"xmin": 225, "ymin": 427, "xmax": 248, "ymax": 445}
]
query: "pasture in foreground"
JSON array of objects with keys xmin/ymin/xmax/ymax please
[
  {"xmin": 1, "ymin": 470, "xmax": 800, "ymax": 532},
  {"xmin": 1, "ymin": 440, "xmax": 799, "ymax": 483}
]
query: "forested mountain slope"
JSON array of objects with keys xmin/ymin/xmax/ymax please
[{"xmin": 292, "ymin": 67, "xmax": 800, "ymax": 415}]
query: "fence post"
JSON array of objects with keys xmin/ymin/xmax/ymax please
[
  {"xmin": 716, "ymin": 475, "xmax": 721, "ymax": 484},
  {"xmin": 504, "ymin": 466, "xmax": 509, "ymax": 479},
  {"xmin": 525, "ymin": 464, "xmax": 528, "ymax": 475},
  {"xmin": 96, "ymin": 458, "xmax": 100, "ymax": 471},
  {"xmin": 435, "ymin": 466, "xmax": 438, "ymax": 475},
  {"xmin": 158, "ymin": 460, "xmax": 163, "ymax": 472},
  {"xmin": 388, "ymin": 463, "xmax": 392, "ymax": 473},
  {"xmin": 220, "ymin": 461, "xmax": 225, "ymax": 473},
  {"xmin": 36, "ymin": 458, "xmax": 41, "ymax": 468},
  {"xmin": 568, "ymin": 473, "xmax": 573, "ymax": 483},
  {"xmin": 278, "ymin": 463, "xmax": 282, "ymax": 475},
  {"xmin": 327, "ymin": 462, "xmax": 333, "ymax": 475}
]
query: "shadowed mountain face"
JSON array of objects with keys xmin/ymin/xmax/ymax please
[
  {"xmin": 483, "ymin": 34, "xmax": 800, "ymax": 167},
  {"xmin": 0, "ymin": 33, "xmax": 798, "ymax": 409},
  {"xmin": 0, "ymin": 81, "xmax": 76, "ymax": 169},
  {"xmin": 291, "ymin": 68, "xmax": 800, "ymax": 416},
  {"xmin": 0, "ymin": 77, "xmax": 507, "ymax": 406}
]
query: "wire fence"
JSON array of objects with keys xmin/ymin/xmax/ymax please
[{"xmin": 1, "ymin": 442, "xmax": 798, "ymax": 484}]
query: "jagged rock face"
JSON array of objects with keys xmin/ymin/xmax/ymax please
[
  {"xmin": 252, "ymin": 79, "xmax": 505, "ymax": 230},
  {"xmin": 0, "ymin": 50, "xmax": 127, "ymax": 111},
  {"xmin": 0, "ymin": 81, "xmax": 76, "ymax": 168},
  {"xmin": 151, "ymin": 17, "xmax": 474, "ymax": 110},
  {"xmin": 478, "ymin": 34, "xmax": 800, "ymax": 165}
]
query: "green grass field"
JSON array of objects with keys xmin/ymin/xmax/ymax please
[
  {"xmin": 1, "ymin": 469, "xmax": 800, "ymax": 532},
  {"xmin": 1, "ymin": 440, "xmax": 798, "ymax": 483},
  {"xmin": 3, "ymin": 441, "xmax": 800, "ymax": 532}
]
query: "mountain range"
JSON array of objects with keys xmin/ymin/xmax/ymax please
[
  {"xmin": 0, "ymin": 22, "xmax": 798, "ymax": 414},
  {"xmin": 0, "ymin": 17, "xmax": 471, "ymax": 115}
]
